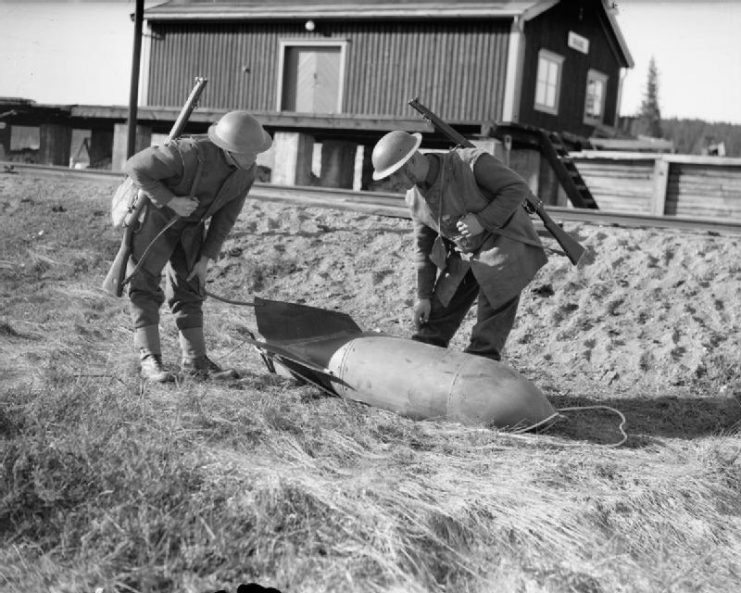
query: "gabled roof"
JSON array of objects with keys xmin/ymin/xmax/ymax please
[
  {"xmin": 144, "ymin": 0, "xmax": 559, "ymax": 21},
  {"xmin": 601, "ymin": 0, "xmax": 633, "ymax": 68},
  {"xmin": 145, "ymin": 0, "xmax": 632, "ymax": 67}
]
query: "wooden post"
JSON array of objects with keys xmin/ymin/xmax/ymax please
[
  {"xmin": 112, "ymin": 123, "xmax": 151, "ymax": 172},
  {"xmin": 39, "ymin": 123, "xmax": 72, "ymax": 166},
  {"xmin": 471, "ymin": 138, "xmax": 503, "ymax": 160},
  {"xmin": 271, "ymin": 131, "xmax": 314, "ymax": 186},
  {"xmin": 127, "ymin": 0, "xmax": 145, "ymax": 158},
  {"xmin": 0, "ymin": 121, "xmax": 10, "ymax": 160},
  {"xmin": 320, "ymin": 139, "xmax": 356, "ymax": 189},
  {"xmin": 89, "ymin": 128, "xmax": 114, "ymax": 168},
  {"xmin": 538, "ymin": 154, "xmax": 565, "ymax": 206},
  {"xmin": 508, "ymin": 148, "xmax": 540, "ymax": 196},
  {"xmin": 651, "ymin": 156, "xmax": 670, "ymax": 215},
  {"xmin": 359, "ymin": 145, "xmax": 375, "ymax": 190}
]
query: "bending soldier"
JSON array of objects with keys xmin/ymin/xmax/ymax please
[
  {"xmin": 123, "ymin": 111, "xmax": 272, "ymax": 382},
  {"xmin": 371, "ymin": 131, "xmax": 547, "ymax": 361}
]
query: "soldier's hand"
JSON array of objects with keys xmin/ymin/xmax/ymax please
[
  {"xmin": 186, "ymin": 256, "xmax": 210, "ymax": 294},
  {"xmin": 456, "ymin": 213, "xmax": 484, "ymax": 238},
  {"xmin": 413, "ymin": 298, "xmax": 432, "ymax": 328},
  {"xmin": 168, "ymin": 196, "xmax": 199, "ymax": 217}
]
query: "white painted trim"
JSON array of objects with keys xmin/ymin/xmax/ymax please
[
  {"xmin": 502, "ymin": 17, "xmax": 524, "ymax": 123},
  {"xmin": 146, "ymin": 5, "xmax": 550, "ymax": 21},
  {"xmin": 583, "ymin": 68, "xmax": 608, "ymax": 125},
  {"xmin": 337, "ymin": 41, "xmax": 349, "ymax": 113},
  {"xmin": 651, "ymin": 157, "xmax": 670, "ymax": 216},
  {"xmin": 276, "ymin": 40, "xmax": 288, "ymax": 112},
  {"xmin": 139, "ymin": 21, "xmax": 152, "ymax": 106},
  {"xmin": 521, "ymin": 0, "xmax": 559, "ymax": 21},
  {"xmin": 601, "ymin": 0, "xmax": 634, "ymax": 67},
  {"xmin": 615, "ymin": 67, "xmax": 628, "ymax": 127},
  {"xmin": 276, "ymin": 38, "xmax": 349, "ymax": 113},
  {"xmin": 573, "ymin": 152, "xmax": 741, "ymax": 166},
  {"xmin": 533, "ymin": 49, "xmax": 564, "ymax": 115}
]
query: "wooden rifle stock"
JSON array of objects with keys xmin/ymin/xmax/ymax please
[
  {"xmin": 101, "ymin": 198, "xmax": 147, "ymax": 296},
  {"xmin": 407, "ymin": 98, "xmax": 585, "ymax": 265},
  {"xmin": 101, "ymin": 77, "xmax": 209, "ymax": 297}
]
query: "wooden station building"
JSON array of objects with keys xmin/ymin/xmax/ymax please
[{"xmin": 1, "ymin": 0, "xmax": 633, "ymax": 197}]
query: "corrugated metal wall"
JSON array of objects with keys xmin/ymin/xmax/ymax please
[
  {"xmin": 147, "ymin": 20, "xmax": 510, "ymax": 122},
  {"xmin": 148, "ymin": 23, "xmax": 283, "ymax": 111}
]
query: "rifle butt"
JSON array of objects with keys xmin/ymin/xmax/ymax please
[
  {"xmin": 101, "ymin": 239, "xmax": 130, "ymax": 297},
  {"xmin": 541, "ymin": 215, "xmax": 585, "ymax": 265}
]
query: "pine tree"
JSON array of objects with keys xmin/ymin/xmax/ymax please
[{"xmin": 636, "ymin": 56, "xmax": 663, "ymax": 138}]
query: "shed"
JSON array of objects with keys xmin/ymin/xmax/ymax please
[{"xmin": 142, "ymin": 0, "xmax": 633, "ymax": 139}]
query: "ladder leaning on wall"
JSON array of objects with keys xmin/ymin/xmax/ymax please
[{"xmin": 492, "ymin": 122, "xmax": 599, "ymax": 210}]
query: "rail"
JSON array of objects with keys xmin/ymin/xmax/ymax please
[{"xmin": 3, "ymin": 161, "xmax": 741, "ymax": 236}]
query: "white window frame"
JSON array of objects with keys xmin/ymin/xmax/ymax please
[
  {"xmin": 276, "ymin": 39, "xmax": 349, "ymax": 113},
  {"xmin": 534, "ymin": 49, "xmax": 564, "ymax": 115},
  {"xmin": 584, "ymin": 69, "xmax": 609, "ymax": 124}
]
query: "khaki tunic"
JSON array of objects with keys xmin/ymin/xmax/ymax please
[
  {"xmin": 123, "ymin": 136, "xmax": 257, "ymax": 330},
  {"xmin": 406, "ymin": 148, "xmax": 547, "ymax": 307}
]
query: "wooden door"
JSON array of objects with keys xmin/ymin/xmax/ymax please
[{"xmin": 281, "ymin": 46, "xmax": 341, "ymax": 113}]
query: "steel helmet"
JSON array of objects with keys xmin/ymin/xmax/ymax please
[
  {"xmin": 371, "ymin": 131, "xmax": 422, "ymax": 180},
  {"xmin": 208, "ymin": 111, "xmax": 272, "ymax": 154}
]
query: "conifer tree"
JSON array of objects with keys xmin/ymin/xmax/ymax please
[{"xmin": 636, "ymin": 56, "xmax": 663, "ymax": 137}]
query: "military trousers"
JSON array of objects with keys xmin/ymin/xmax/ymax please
[
  {"xmin": 412, "ymin": 270, "xmax": 520, "ymax": 361},
  {"xmin": 126, "ymin": 204, "xmax": 206, "ymax": 332}
]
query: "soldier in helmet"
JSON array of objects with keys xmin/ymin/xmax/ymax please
[
  {"xmin": 371, "ymin": 130, "xmax": 547, "ymax": 362},
  {"xmin": 123, "ymin": 111, "xmax": 272, "ymax": 382}
]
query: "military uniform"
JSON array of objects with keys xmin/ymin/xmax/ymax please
[
  {"xmin": 124, "ymin": 136, "xmax": 256, "ymax": 332},
  {"xmin": 406, "ymin": 147, "xmax": 547, "ymax": 360},
  {"xmin": 120, "ymin": 136, "xmax": 259, "ymax": 380}
]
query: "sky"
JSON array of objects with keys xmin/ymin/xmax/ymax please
[
  {"xmin": 0, "ymin": 0, "xmax": 740, "ymax": 124},
  {"xmin": 615, "ymin": 0, "xmax": 741, "ymax": 124}
]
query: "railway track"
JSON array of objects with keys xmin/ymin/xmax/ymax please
[{"xmin": 4, "ymin": 161, "xmax": 741, "ymax": 236}]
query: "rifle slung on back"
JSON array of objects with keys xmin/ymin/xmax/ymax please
[
  {"xmin": 101, "ymin": 77, "xmax": 209, "ymax": 297},
  {"xmin": 407, "ymin": 97, "xmax": 585, "ymax": 266}
]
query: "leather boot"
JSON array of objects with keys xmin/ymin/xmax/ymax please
[
  {"xmin": 140, "ymin": 354, "xmax": 175, "ymax": 383},
  {"xmin": 179, "ymin": 327, "xmax": 239, "ymax": 380},
  {"xmin": 135, "ymin": 325, "xmax": 174, "ymax": 382}
]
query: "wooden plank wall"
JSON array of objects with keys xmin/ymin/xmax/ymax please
[
  {"xmin": 572, "ymin": 152, "xmax": 741, "ymax": 220},
  {"xmin": 573, "ymin": 158, "xmax": 655, "ymax": 214},
  {"xmin": 667, "ymin": 164, "xmax": 741, "ymax": 219}
]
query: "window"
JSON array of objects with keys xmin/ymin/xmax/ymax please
[
  {"xmin": 534, "ymin": 50, "xmax": 564, "ymax": 115},
  {"xmin": 584, "ymin": 69, "xmax": 608, "ymax": 124},
  {"xmin": 277, "ymin": 40, "xmax": 348, "ymax": 114}
]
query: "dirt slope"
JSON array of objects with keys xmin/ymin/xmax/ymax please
[{"xmin": 1, "ymin": 172, "xmax": 740, "ymax": 411}]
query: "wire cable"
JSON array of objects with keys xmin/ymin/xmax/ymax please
[
  {"xmin": 508, "ymin": 405, "xmax": 628, "ymax": 447},
  {"xmin": 556, "ymin": 405, "xmax": 628, "ymax": 448},
  {"xmin": 120, "ymin": 216, "xmax": 180, "ymax": 289}
]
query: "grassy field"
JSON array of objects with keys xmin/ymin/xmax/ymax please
[{"xmin": 1, "ymin": 172, "xmax": 740, "ymax": 593}]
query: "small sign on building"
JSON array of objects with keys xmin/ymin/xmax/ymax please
[{"xmin": 568, "ymin": 31, "xmax": 590, "ymax": 54}]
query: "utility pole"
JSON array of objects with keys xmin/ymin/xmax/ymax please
[{"xmin": 126, "ymin": 0, "xmax": 145, "ymax": 158}]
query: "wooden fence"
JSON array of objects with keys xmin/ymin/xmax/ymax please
[{"xmin": 572, "ymin": 151, "xmax": 741, "ymax": 220}]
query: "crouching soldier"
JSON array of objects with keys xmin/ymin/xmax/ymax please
[
  {"xmin": 371, "ymin": 130, "xmax": 547, "ymax": 362},
  {"xmin": 123, "ymin": 111, "xmax": 272, "ymax": 382}
]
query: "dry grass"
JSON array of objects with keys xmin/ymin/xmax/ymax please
[{"xmin": 1, "ymin": 173, "xmax": 740, "ymax": 593}]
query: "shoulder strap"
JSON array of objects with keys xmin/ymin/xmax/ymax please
[{"xmin": 190, "ymin": 143, "xmax": 205, "ymax": 197}]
